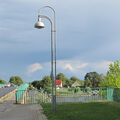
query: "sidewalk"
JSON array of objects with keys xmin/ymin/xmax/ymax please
[
  {"xmin": 0, "ymin": 92, "xmax": 48, "ymax": 120},
  {"xmin": 0, "ymin": 103, "xmax": 48, "ymax": 120}
]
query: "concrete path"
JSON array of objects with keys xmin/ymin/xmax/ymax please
[{"xmin": 0, "ymin": 92, "xmax": 48, "ymax": 120}]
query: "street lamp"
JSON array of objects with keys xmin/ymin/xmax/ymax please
[{"xmin": 34, "ymin": 6, "xmax": 56, "ymax": 112}]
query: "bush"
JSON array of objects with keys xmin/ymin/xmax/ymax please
[
  {"xmin": 44, "ymin": 89, "xmax": 51, "ymax": 94},
  {"xmin": 99, "ymin": 89, "xmax": 107, "ymax": 98},
  {"xmin": 85, "ymin": 87, "xmax": 91, "ymax": 93}
]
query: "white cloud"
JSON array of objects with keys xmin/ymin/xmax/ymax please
[
  {"xmin": 27, "ymin": 63, "xmax": 43, "ymax": 75},
  {"xmin": 56, "ymin": 59, "xmax": 88, "ymax": 72},
  {"xmin": 64, "ymin": 64, "xmax": 74, "ymax": 71},
  {"xmin": 55, "ymin": 59, "xmax": 113, "ymax": 75}
]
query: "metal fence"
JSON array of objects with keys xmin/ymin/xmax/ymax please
[
  {"xmin": 107, "ymin": 88, "xmax": 120, "ymax": 102},
  {"xmin": 16, "ymin": 90, "xmax": 51, "ymax": 104},
  {"xmin": 15, "ymin": 88, "xmax": 120, "ymax": 104},
  {"xmin": 56, "ymin": 88, "xmax": 107, "ymax": 103}
]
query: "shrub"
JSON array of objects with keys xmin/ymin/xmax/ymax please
[
  {"xmin": 85, "ymin": 87, "xmax": 91, "ymax": 93},
  {"xmin": 99, "ymin": 89, "xmax": 107, "ymax": 98}
]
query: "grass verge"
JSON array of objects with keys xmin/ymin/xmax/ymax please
[{"xmin": 41, "ymin": 102, "xmax": 120, "ymax": 120}]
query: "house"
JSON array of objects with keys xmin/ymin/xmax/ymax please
[
  {"xmin": 56, "ymin": 80, "xmax": 62, "ymax": 88},
  {"xmin": 72, "ymin": 81, "xmax": 81, "ymax": 88}
]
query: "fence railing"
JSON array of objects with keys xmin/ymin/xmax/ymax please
[
  {"xmin": 15, "ymin": 88, "xmax": 120, "ymax": 104},
  {"xmin": 16, "ymin": 83, "xmax": 29, "ymax": 104},
  {"xmin": 56, "ymin": 88, "xmax": 107, "ymax": 103}
]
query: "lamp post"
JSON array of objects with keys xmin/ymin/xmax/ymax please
[{"xmin": 34, "ymin": 6, "xmax": 56, "ymax": 112}]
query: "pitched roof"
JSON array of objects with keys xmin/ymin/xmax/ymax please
[
  {"xmin": 72, "ymin": 81, "xmax": 80, "ymax": 87},
  {"xmin": 56, "ymin": 80, "xmax": 62, "ymax": 85}
]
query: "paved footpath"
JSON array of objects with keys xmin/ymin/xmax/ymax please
[{"xmin": 0, "ymin": 92, "xmax": 48, "ymax": 120}]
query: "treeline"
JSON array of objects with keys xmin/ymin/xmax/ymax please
[
  {"xmin": 31, "ymin": 73, "xmax": 84, "ymax": 90},
  {"xmin": 84, "ymin": 60, "xmax": 120, "ymax": 88},
  {"xmin": 31, "ymin": 72, "xmax": 104, "ymax": 90},
  {"xmin": 0, "ymin": 76, "xmax": 24, "ymax": 86}
]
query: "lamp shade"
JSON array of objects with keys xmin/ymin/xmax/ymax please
[{"xmin": 34, "ymin": 16, "xmax": 45, "ymax": 29}]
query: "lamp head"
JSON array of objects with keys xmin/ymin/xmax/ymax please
[{"xmin": 34, "ymin": 15, "xmax": 45, "ymax": 29}]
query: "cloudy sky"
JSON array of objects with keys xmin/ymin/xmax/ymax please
[{"xmin": 0, "ymin": 0, "xmax": 120, "ymax": 82}]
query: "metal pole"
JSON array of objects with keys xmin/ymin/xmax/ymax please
[
  {"xmin": 39, "ymin": 15, "xmax": 55, "ymax": 111},
  {"xmin": 53, "ymin": 8, "xmax": 57, "ymax": 112},
  {"xmin": 39, "ymin": 7, "xmax": 56, "ymax": 112}
]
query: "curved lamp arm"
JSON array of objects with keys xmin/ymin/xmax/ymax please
[
  {"xmin": 39, "ymin": 15, "xmax": 53, "ymax": 30},
  {"xmin": 39, "ymin": 6, "xmax": 56, "ymax": 16},
  {"xmin": 38, "ymin": 6, "xmax": 56, "ymax": 30}
]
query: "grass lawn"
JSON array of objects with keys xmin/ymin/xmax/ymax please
[{"xmin": 41, "ymin": 102, "xmax": 120, "ymax": 120}]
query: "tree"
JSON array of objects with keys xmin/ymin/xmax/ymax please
[
  {"xmin": 41, "ymin": 76, "xmax": 51, "ymax": 88},
  {"xmin": 56, "ymin": 73, "xmax": 65, "ymax": 80},
  {"xmin": 99, "ymin": 74, "xmax": 107, "ymax": 87},
  {"xmin": 105, "ymin": 60, "xmax": 120, "ymax": 88},
  {"xmin": 70, "ymin": 76, "xmax": 79, "ymax": 83},
  {"xmin": 29, "ymin": 83, "xmax": 35, "ymax": 90},
  {"xmin": 31, "ymin": 76, "xmax": 51, "ymax": 89},
  {"xmin": 56, "ymin": 73, "xmax": 66, "ymax": 87},
  {"xmin": 0, "ymin": 78, "xmax": 6, "ymax": 84},
  {"xmin": 84, "ymin": 77, "xmax": 92, "ymax": 87},
  {"xmin": 31, "ymin": 80, "xmax": 41, "ymax": 89},
  {"xmin": 9, "ymin": 76, "xmax": 24, "ymax": 86},
  {"xmin": 84, "ymin": 72, "xmax": 101, "ymax": 88},
  {"xmin": 64, "ymin": 78, "xmax": 72, "ymax": 87}
]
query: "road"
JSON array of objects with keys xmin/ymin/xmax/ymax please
[{"xmin": 0, "ymin": 90, "xmax": 47, "ymax": 120}]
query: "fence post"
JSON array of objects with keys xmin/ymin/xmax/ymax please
[
  {"xmin": 16, "ymin": 91, "xmax": 17, "ymax": 104},
  {"xmin": 107, "ymin": 88, "xmax": 114, "ymax": 101}
]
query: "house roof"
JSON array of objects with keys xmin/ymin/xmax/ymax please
[
  {"xmin": 56, "ymin": 80, "xmax": 62, "ymax": 85},
  {"xmin": 72, "ymin": 81, "xmax": 80, "ymax": 87}
]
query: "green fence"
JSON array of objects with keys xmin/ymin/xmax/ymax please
[
  {"xmin": 15, "ymin": 87, "xmax": 120, "ymax": 104},
  {"xmin": 107, "ymin": 88, "xmax": 114, "ymax": 101},
  {"xmin": 16, "ymin": 90, "xmax": 51, "ymax": 104},
  {"xmin": 107, "ymin": 88, "xmax": 120, "ymax": 103},
  {"xmin": 0, "ymin": 84, "xmax": 5, "ymax": 88},
  {"xmin": 56, "ymin": 88, "xmax": 107, "ymax": 103},
  {"xmin": 16, "ymin": 83, "xmax": 29, "ymax": 104}
]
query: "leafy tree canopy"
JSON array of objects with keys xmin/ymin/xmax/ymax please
[
  {"xmin": 32, "ymin": 73, "xmax": 84, "ymax": 89},
  {"xmin": 56, "ymin": 73, "xmax": 65, "ymax": 80},
  {"xmin": 0, "ymin": 78, "xmax": 7, "ymax": 84},
  {"xmin": 84, "ymin": 72, "xmax": 103, "ymax": 88},
  {"xmin": 31, "ymin": 80, "xmax": 41, "ymax": 89},
  {"xmin": 9, "ymin": 76, "xmax": 24, "ymax": 86},
  {"xmin": 104, "ymin": 60, "xmax": 120, "ymax": 88},
  {"xmin": 84, "ymin": 77, "xmax": 92, "ymax": 87},
  {"xmin": 41, "ymin": 76, "xmax": 51, "ymax": 88},
  {"xmin": 32, "ymin": 76, "xmax": 51, "ymax": 89}
]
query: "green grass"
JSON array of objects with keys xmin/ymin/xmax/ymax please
[{"xmin": 41, "ymin": 102, "xmax": 120, "ymax": 120}]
